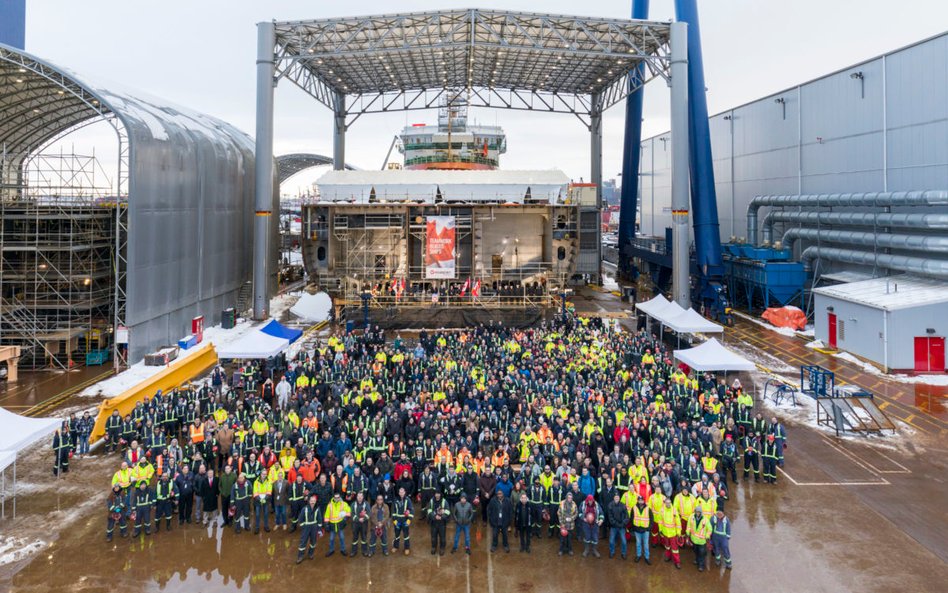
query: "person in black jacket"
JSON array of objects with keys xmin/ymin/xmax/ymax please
[
  {"xmin": 174, "ymin": 465, "xmax": 195, "ymax": 524},
  {"xmin": 487, "ymin": 489, "xmax": 512, "ymax": 552},
  {"xmin": 196, "ymin": 469, "xmax": 220, "ymax": 525},
  {"xmin": 606, "ymin": 493, "xmax": 630, "ymax": 559},
  {"xmin": 514, "ymin": 492, "xmax": 533, "ymax": 553}
]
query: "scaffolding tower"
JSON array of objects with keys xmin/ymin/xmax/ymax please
[{"xmin": 0, "ymin": 149, "xmax": 126, "ymax": 369}]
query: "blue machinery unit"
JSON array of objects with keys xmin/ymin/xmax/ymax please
[{"xmin": 723, "ymin": 243, "xmax": 806, "ymax": 310}]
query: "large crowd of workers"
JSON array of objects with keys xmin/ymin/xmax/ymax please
[{"xmin": 77, "ymin": 315, "xmax": 789, "ymax": 570}]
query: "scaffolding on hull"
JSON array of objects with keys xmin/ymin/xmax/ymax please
[{"xmin": 0, "ymin": 148, "xmax": 126, "ymax": 369}]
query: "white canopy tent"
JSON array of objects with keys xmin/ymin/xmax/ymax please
[
  {"xmin": 673, "ymin": 338, "xmax": 756, "ymax": 372},
  {"xmin": 0, "ymin": 406, "xmax": 62, "ymax": 519},
  {"xmin": 635, "ymin": 294, "xmax": 688, "ymax": 338},
  {"xmin": 663, "ymin": 308, "xmax": 724, "ymax": 334},
  {"xmin": 216, "ymin": 330, "xmax": 289, "ymax": 359}
]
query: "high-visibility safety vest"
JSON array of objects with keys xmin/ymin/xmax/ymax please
[
  {"xmin": 324, "ymin": 500, "xmax": 351, "ymax": 524},
  {"xmin": 112, "ymin": 468, "xmax": 132, "ymax": 488},
  {"xmin": 253, "ymin": 479, "xmax": 272, "ymax": 498},
  {"xmin": 658, "ymin": 506, "xmax": 680, "ymax": 537},
  {"xmin": 632, "ymin": 505, "xmax": 650, "ymax": 528},
  {"xmin": 132, "ymin": 463, "xmax": 154, "ymax": 485},
  {"xmin": 648, "ymin": 492, "xmax": 665, "ymax": 516},
  {"xmin": 330, "ymin": 473, "xmax": 348, "ymax": 493},
  {"xmin": 697, "ymin": 497, "xmax": 718, "ymax": 519},
  {"xmin": 674, "ymin": 493, "xmax": 696, "ymax": 523},
  {"xmin": 190, "ymin": 422, "xmax": 205, "ymax": 444},
  {"xmin": 688, "ymin": 514, "xmax": 712, "ymax": 545},
  {"xmin": 252, "ymin": 419, "xmax": 269, "ymax": 436},
  {"xmin": 702, "ymin": 456, "xmax": 719, "ymax": 474}
]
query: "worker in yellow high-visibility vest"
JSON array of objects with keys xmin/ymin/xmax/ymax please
[
  {"xmin": 658, "ymin": 497, "xmax": 682, "ymax": 569},
  {"xmin": 324, "ymin": 492, "xmax": 352, "ymax": 557},
  {"xmin": 252, "ymin": 475, "xmax": 272, "ymax": 533}
]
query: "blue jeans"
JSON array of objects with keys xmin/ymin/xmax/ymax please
[
  {"xmin": 78, "ymin": 435, "xmax": 90, "ymax": 455},
  {"xmin": 274, "ymin": 504, "xmax": 287, "ymax": 526},
  {"xmin": 453, "ymin": 523, "xmax": 471, "ymax": 550},
  {"xmin": 328, "ymin": 528, "xmax": 346, "ymax": 552},
  {"xmin": 609, "ymin": 527, "xmax": 627, "ymax": 556},
  {"xmin": 634, "ymin": 531, "xmax": 649, "ymax": 560}
]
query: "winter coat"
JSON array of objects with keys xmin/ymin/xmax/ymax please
[
  {"xmin": 514, "ymin": 501, "xmax": 532, "ymax": 529},
  {"xmin": 487, "ymin": 496, "xmax": 513, "ymax": 529},
  {"xmin": 453, "ymin": 501, "xmax": 474, "ymax": 526},
  {"xmin": 197, "ymin": 475, "xmax": 219, "ymax": 512}
]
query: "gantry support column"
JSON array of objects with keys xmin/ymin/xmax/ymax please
[
  {"xmin": 590, "ymin": 92, "xmax": 603, "ymax": 284},
  {"xmin": 670, "ymin": 21, "xmax": 691, "ymax": 307},
  {"xmin": 253, "ymin": 21, "xmax": 276, "ymax": 320},
  {"xmin": 333, "ymin": 92, "xmax": 346, "ymax": 170}
]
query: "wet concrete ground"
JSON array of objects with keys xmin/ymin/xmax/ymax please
[
  {"xmin": 0, "ymin": 366, "xmax": 108, "ymax": 413},
  {"xmin": 5, "ymin": 422, "xmax": 948, "ymax": 593},
  {"xmin": 3, "ymin": 287, "xmax": 948, "ymax": 592}
]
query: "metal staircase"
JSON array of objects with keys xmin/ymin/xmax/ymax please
[{"xmin": 235, "ymin": 281, "xmax": 253, "ymax": 315}]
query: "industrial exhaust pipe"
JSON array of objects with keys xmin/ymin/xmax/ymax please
[
  {"xmin": 746, "ymin": 190, "xmax": 948, "ymax": 245},
  {"xmin": 801, "ymin": 246, "xmax": 948, "ymax": 278},
  {"xmin": 783, "ymin": 227, "xmax": 948, "ymax": 254}
]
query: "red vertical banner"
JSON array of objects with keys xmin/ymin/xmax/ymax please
[{"xmin": 425, "ymin": 216, "xmax": 456, "ymax": 279}]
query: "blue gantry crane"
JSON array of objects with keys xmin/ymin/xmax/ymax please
[{"xmin": 618, "ymin": 0, "xmax": 737, "ymax": 324}]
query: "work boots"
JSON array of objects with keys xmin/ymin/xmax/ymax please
[
  {"xmin": 582, "ymin": 544, "xmax": 590, "ymax": 557},
  {"xmin": 591, "ymin": 545, "xmax": 601, "ymax": 558}
]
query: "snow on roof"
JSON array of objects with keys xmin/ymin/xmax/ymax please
[
  {"xmin": 813, "ymin": 275, "xmax": 948, "ymax": 311},
  {"xmin": 317, "ymin": 169, "xmax": 569, "ymax": 186},
  {"xmin": 315, "ymin": 169, "xmax": 570, "ymax": 204}
]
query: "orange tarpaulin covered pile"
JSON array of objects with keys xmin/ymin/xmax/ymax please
[{"xmin": 761, "ymin": 306, "xmax": 807, "ymax": 331}]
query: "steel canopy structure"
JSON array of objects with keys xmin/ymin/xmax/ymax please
[
  {"xmin": 254, "ymin": 9, "xmax": 684, "ymax": 319},
  {"xmin": 276, "ymin": 153, "xmax": 356, "ymax": 184},
  {"xmin": 272, "ymin": 9, "xmax": 673, "ymax": 124}
]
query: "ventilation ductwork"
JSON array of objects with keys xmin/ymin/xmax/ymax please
[
  {"xmin": 762, "ymin": 211, "xmax": 948, "ymax": 245},
  {"xmin": 783, "ymin": 227, "xmax": 948, "ymax": 254},
  {"xmin": 801, "ymin": 246, "xmax": 948, "ymax": 278},
  {"xmin": 746, "ymin": 191, "xmax": 948, "ymax": 245}
]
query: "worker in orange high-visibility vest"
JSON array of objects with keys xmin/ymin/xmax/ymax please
[{"xmin": 189, "ymin": 419, "xmax": 205, "ymax": 444}]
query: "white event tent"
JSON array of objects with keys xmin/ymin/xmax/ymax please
[
  {"xmin": 673, "ymin": 338, "xmax": 756, "ymax": 372},
  {"xmin": 0, "ymin": 406, "xmax": 62, "ymax": 519}
]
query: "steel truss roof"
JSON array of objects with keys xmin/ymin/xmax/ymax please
[
  {"xmin": 272, "ymin": 8, "xmax": 672, "ymax": 126},
  {"xmin": 276, "ymin": 153, "xmax": 357, "ymax": 184}
]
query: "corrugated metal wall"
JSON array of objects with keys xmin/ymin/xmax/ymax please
[
  {"xmin": 124, "ymin": 115, "xmax": 255, "ymax": 362},
  {"xmin": 640, "ymin": 33, "xmax": 948, "ymax": 248}
]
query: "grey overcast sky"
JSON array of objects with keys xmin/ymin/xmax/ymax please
[{"xmin": 24, "ymin": 0, "xmax": 948, "ymax": 194}]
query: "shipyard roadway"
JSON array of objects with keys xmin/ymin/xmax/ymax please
[{"xmin": 4, "ymin": 286, "xmax": 948, "ymax": 593}]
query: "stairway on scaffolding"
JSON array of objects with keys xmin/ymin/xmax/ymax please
[
  {"xmin": 800, "ymin": 365, "xmax": 896, "ymax": 436},
  {"xmin": 0, "ymin": 296, "xmax": 68, "ymax": 369}
]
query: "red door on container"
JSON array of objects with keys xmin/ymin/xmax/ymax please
[
  {"xmin": 828, "ymin": 313, "xmax": 837, "ymax": 349},
  {"xmin": 915, "ymin": 337, "xmax": 946, "ymax": 372}
]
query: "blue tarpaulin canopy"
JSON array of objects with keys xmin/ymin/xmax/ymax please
[{"xmin": 260, "ymin": 319, "xmax": 302, "ymax": 343}]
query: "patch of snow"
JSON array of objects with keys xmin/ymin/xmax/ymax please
[
  {"xmin": 834, "ymin": 352, "xmax": 883, "ymax": 375},
  {"xmin": 805, "ymin": 339, "xmax": 825, "ymax": 350},
  {"xmin": 0, "ymin": 536, "xmax": 47, "ymax": 567},
  {"xmin": 888, "ymin": 373, "xmax": 948, "ymax": 386},
  {"xmin": 602, "ymin": 274, "xmax": 620, "ymax": 292},
  {"xmin": 81, "ymin": 293, "xmax": 301, "ymax": 398},
  {"xmin": 726, "ymin": 340, "xmax": 795, "ymax": 373},
  {"xmin": 290, "ymin": 292, "xmax": 333, "ymax": 323}
]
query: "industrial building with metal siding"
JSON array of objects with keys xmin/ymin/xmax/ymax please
[
  {"xmin": 813, "ymin": 276, "xmax": 948, "ymax": 372},
  {"xmin": 638, "ymin": 32, "xmax": 948, "ymax": 251},
  {"xmin": 633, "ymin": 31, "xmax": 947, "ymax": 372}
]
